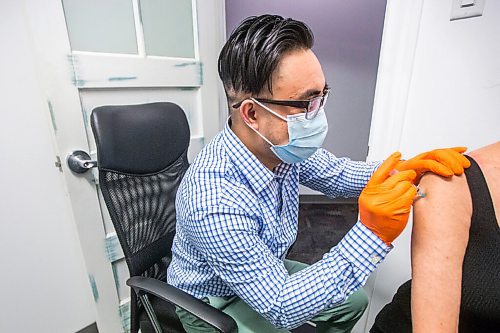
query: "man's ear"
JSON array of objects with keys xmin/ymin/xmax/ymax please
[{"xmin": 239, "ymin": 99, "xmax": 258, "ymax": 128}]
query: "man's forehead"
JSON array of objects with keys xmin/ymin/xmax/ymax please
[
  {"xmin": 272, "ymin": 74, "xmax": 326, "ymax": 100},
  {"xmin": 271, "ymin": 49, "xmax": 326, "ymax": 99}
]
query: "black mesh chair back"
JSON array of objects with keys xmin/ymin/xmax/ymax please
[{"xmin": 91, "ymin": 102, "xmax": 190, "ymax": 333}]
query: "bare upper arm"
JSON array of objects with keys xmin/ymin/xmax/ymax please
[
  {"xmin": 410, "ymin": 173, "xmax": 472, "ymax": 332},
  {"xmin": 412, "ymin": 173, "xmax": 472, "ymax": 249}
]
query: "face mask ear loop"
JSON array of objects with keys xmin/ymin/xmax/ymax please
[
  {"xmin": 239, "ymin": 99, "xmax": 277, "ymax": 147},
  {"xmin": 244, "ymin": 120, "xmax": 274, "ymax": 146},
  {"xmin": 251, "ymin": 98, "xmax": 288, "ymax": 122}
]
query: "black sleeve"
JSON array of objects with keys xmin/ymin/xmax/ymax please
[{"xmin": 370, "ymin": 280, "xmax": 413, "ymax": 333}]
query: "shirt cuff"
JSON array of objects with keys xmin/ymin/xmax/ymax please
[
  {"xmin": 370, "ymin": 160, "xmax": 384, "ymax": 176},
  {"xmin": 337, "ymin": 221, "xmax": 392, "ymax": 273}
]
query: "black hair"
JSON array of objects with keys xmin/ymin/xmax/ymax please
[{"xmin": 218, "ymin": 14, "xmax": 314, "ymax": 104}]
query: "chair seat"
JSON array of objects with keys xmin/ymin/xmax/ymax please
[{"xmin": 139, "ymin": 294, "xmax": 186, "ymax": 333}]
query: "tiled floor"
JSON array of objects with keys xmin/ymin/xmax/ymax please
[{"xmin": 287, "ymin": 202, "xmax": 359, "ymax": 264}]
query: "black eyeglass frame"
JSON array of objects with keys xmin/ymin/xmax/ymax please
[{"xmin": 232, "ymin": 88, "xmax": 331, "ymax": 120}]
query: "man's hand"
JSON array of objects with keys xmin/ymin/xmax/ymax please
[
  {"xmin": 395, "ymin": 147, "xmax": 471, "ymax": 183},
  {"xmin": 359, "ymin": 152, "xmax": 417, "ymax": 245}
]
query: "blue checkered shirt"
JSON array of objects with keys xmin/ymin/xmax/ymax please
[{"xmin": 167, "ymin": 122, "xmax": 391, "ymax": 329}]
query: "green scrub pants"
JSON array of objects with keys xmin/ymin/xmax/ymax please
[{"xmin": 176, "ymin": 259, "xmax": 369, "ymax": 333}]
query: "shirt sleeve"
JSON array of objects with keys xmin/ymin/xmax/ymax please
[
  {"xmin": 185, "ymin": 205, "xmax": 391, "ymax": 330},
  {"xmin": 298, "ymin": 148, "xmax": 382, "ymax": 198}
]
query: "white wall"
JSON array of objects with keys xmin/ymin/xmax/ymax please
[
  {"xmin": 362, "ymin": 0, "xmax": 500, "ymax": 330},
  {"xmin": 0, "ymin": 1, "xmax": 96, "ymax": 332},
  {"xmin": 400, "ymin": 2, "xmax": 499, "ymax": 153}
]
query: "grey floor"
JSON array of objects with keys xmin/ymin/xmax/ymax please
[
  {"xmin": 287, "ymin": 202, "xmax": 359, "ymax": 264},
  {"xmin": 287, "ymin": 201, "xmax": 359, "ymax": 333}
]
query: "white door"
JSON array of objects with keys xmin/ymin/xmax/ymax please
[{"xmin": 23, "ymin": 0, "xmax": 226, "ymax": 331}]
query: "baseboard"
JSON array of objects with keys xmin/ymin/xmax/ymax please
[
  {"xmin": 299, "ymin": 194, "xmax": 357, "ymax": 205},
  {"xmin": 76, "ymin": 322, "xmax": 98, "ymax": 333}
]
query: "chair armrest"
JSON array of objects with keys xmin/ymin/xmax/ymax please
[{"xmin": 127, "ymin": 276, "xmax": 237, "ymax": 333}]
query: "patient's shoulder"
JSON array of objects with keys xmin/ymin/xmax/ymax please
[
  {"xmin": 467, "ymin": 141, "xmax": 500, "ymax": 166},
  {"xmin": 418, "ymin": 172, "xmax": 470, "ymax": 202},
  {"xmin": 414, "ymin": 172, "xmax": 472, "ymax": 224}
]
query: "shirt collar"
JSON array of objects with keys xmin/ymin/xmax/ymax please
[
  {"xmin": 222, "ymin": 119, "xmax": 284, "ymax": 194},
  {"xmin": 274, "ymin": 162, "xmax": 293, "ymax": 178}
]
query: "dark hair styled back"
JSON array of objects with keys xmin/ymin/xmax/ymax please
[{"xmin": 218, "ymin": 14, "xmax": 314, "ymax": 103}]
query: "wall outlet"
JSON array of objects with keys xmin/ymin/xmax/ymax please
[{"xmin": 450, "ymin": 0, "xmax": 486, "ymax": 21}]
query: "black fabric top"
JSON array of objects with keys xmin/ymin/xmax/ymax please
[
  {"xmin": 459, "ymin": 156, "xmax": 500, "ymax": 332},
  {"xmin": 371, "ymin": 155, "xmax": 500, "ymax": 333}
]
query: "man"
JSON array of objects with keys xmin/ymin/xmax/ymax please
[{"xmin": 167, "ymin": 15, "xmax": 470, "ymax": 333}]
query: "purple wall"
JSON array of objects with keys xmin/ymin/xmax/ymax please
[{"xmin": 225, "ymin": 0, "xmax": 386, "ymax": 160}]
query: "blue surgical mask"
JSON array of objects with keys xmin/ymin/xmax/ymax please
[{"xmin": 247, "ymin": 99, "xmax": 328, "ymax": 164}]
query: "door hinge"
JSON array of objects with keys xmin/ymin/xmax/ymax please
[{"xmin": 54, "ymin": 155, "xmax": 62, "ymax": 172}]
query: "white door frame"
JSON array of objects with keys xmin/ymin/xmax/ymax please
[
  {"xmin": 367, "ymin": 0, "xmax": 425, "ymax": 161},
  {"xmin": 360, "ymin": 0, "xmax": 424, "ymax": 332}
]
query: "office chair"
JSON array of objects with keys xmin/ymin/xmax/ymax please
[{"xmin": 90, "ymin": 102, "xmax": 237, "ymax": 333}]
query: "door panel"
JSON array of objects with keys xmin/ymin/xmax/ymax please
[
  {"xmin": 140, "ymin": 0, "xmax": 196, "ymax": 58},
  {"xmin": 70, "ymin": 1, "xmax": 206, "ymax": 325},
  {"xmin": 62, "ymin": 0, "xmax": 139, "ymax": 54},
  {"xmin": 69, "ymin": 53, "xmax": 203, "ymax": 88}
]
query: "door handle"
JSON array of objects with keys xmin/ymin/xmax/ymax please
[{"xmin": 67, "ymin": 150, "xmax": 97, "ymax": 174}]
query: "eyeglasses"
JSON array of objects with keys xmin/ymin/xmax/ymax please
[{"xmin": 232, "ymin": 89, "xmax": 331, "ymax": 120}]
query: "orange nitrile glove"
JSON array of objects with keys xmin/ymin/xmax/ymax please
[
  {"xmin": 359, "ymin": 152, "xmax": 417, "ymax": 245},
  {"xmin": 395, "ymin": 147, "xmax": 471, "ymax": 184}
]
